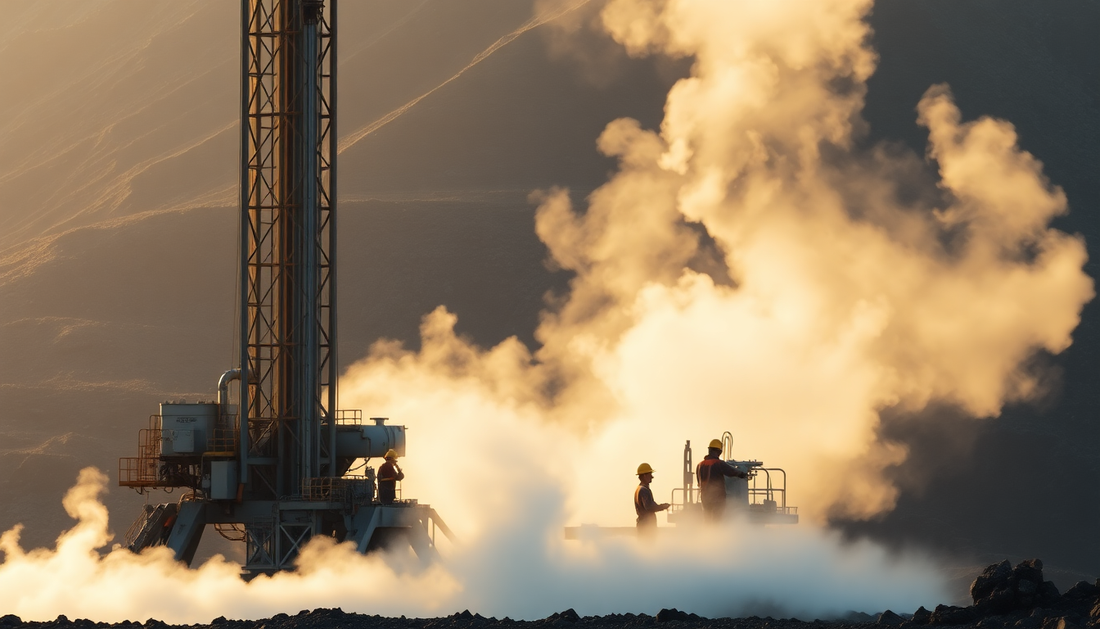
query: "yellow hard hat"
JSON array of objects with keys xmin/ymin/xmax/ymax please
[
  {"xmin": 384, "ymin": 449, "xmax": 398, "ymax": 460},
  {"xmin": 708, "ymin": 438, "xmax": 723, "ymax": 450},
  {"xmin": 636, "ymin": 462, "xmax": 655, "ymax": 476}
]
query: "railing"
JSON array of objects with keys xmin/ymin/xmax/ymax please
[
  {"xmin": 118, "ymin": 414, "xmax": 239, "ymax": 489},
  {"xmin": 335, "ymin": 409, "xmax": 362, "ymax": 425},
  {"xmin": 118, "ymin": 456, "xmax": 160, "ymax": 487},
  {"xmin": 746, "ymin": 468, "xmax": 797, "ymax": 515},
  {"xmin": 118, "ymin": 424, "xmax": 163, "ymax": 487},
  {"xmin": 668, "ymin": 466, "xmax": 798, "ymax": 518},
  {"xmin": 302, "ymin": 476, "xmax": 373, "ymax": 503},
  {"xmin": 205, "ymin": 427, "xmax": 238, "ymax": 457}
]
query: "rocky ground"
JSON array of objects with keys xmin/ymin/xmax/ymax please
[{"xmin": 1, "ymin": 561, "xmax": 1097, "ymax": 629}]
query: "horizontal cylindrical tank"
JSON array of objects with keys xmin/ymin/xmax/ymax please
[{"xmin": 334, "ymin": 418, "xmax": 405, "ymax": 459}]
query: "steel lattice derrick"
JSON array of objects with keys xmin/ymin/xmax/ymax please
[{"xmin": 239, "ymin": 0, "xmax": 336, "ymax": 519}]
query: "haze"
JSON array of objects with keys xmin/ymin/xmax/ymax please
[{"xmin": 0, "ymin": 0, "xmax": 1097, "ymax": 621}]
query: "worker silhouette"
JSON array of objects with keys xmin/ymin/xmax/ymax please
[
  {"xmin": 377, "ymin": 449, "xmax": 405, "ymax": 505},
  {"xmin": 696, "ymin": 439, "xmax": 748, "ymax": 522},
  {"xmin": 634, "ymin": 463, "xmax": 670, "ymax": 536}
]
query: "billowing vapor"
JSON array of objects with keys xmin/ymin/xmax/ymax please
[
  {"xmin": 1, "ymin": 0, "xmax": 1090, "ymax": 622},
  {"xmin": 0, "ymin": 468, "xmax": 944, "ymax": 622},
  {"xmin": 356, "ymin": 0, "xmax": 1092, "ymax": 524}
]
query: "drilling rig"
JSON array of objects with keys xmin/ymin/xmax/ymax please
[{"xmin": 118, "ymin": 0, "xmax": 452, "ymax": 576}]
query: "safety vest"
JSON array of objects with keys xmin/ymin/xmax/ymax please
[{"xmin": 697, "ymin": 458, "xmax": 727, "ymax": 503}]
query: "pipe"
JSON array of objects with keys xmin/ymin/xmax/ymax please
[
  {"xmin": 328, "ymin": 0, "xmax": 339, "ymax": 479},
  {"xmin": 218, "ymin": 368, "xmax": 243, "ymax": 461},
  {"xmin": 218, "ymin": 368, "xmax": 242, "ymax": 407},
  {"xmin": 238, "ymin": 0, "xmax": 251, "ymax": 487}
]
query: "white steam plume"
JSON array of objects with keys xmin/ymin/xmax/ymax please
[
  {"xmin": 0, "ymin": 469, "xmax": 944, "ymax": 622},
  {"xmin": 354, "ymin": 0, "xmax": 1092, "ymax": 525}
]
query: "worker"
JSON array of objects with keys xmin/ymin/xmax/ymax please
[
  {"xmin": 695, "ymin": 438, "xmax": 748, "ymax": 522},
  {"xmin": 634, "ymin": 463, "xmax": 670, "ymax": 535},
  {"xmin": 377, "ymin": 449, "xmax": 405, "ymax": 505}
]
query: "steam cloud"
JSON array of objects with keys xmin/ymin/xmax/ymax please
[
  {"xmin": 1, "ymin": 0, "xmax": 1091, "ymax": 622},
  {"xmin": 360, "ymin": 0, "xmax": 1092, "ymax": 525},
  {"xmin": 0, "ymin": 468, "xmax": 944, "ymax": 622}
]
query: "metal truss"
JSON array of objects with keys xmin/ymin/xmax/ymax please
[
  {"xmin": 238, "ymin": 0, "xmax": 338, "ymax": 571},
  {"xmin": 239, "ymin": 0, "xmax": 338, "ymax": 503}
]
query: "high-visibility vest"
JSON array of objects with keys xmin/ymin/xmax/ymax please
[{"xmin": 697, "ymin": 458, "xmax": 727, "ymax": 503}]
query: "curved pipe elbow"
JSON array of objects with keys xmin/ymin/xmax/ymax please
[{"xmin": 217, "ymin": 368, "xmax": 242, "ymax": 406}]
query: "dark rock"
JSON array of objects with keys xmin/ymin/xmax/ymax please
[
  {"xmin": 1065, "ymin": 582, "xmax": 1099, "ymax": 601},
  {"xmin": 987, "ymin": 588, "xmax": 1022, "ymax": 615},
  {"xmin": 1015, "ymin": 612, "xmax": 1048, "ymax": 629},
  {"xmin": 976, "ymin": 615, "xmax": 1011, "ymax": 629},
  {"xmin": 931, "ymin": 604, "xmax": 978, "ymax": 625},
  {"xmin": 545, "ymin": 610, "xmax": 579, "ymax": 624},
  {"xmin": 1039, "ymin": 582, "xmax": 1062, "ymax": 606},
  {"xmin": 656, "ymin": 609, "xmax": 694, "ymax": 623},
  {"xmin": 972, "ymin": 559, "xmax": 1060, "ymax": 615},
  {"xmin": 877, "ymin": 611, "xmax": 904, "ymax": 626},
  {"xmin": 455, "ymin": 611, "xmax": 474, "ymax": 620},
  {"xmin": 913, "ymin": 607, "xmax": 933, "ymax": 625},
  {"xmin": 1042, "ymin": 617, "xmax": 1083, "ymax": 629},
  {"xmin": 975, "ymin": 562, "xmax": 1016, "ymax": 603},
  {"xmin": 1015, "ymin": 560, "xmax": 1046, "ymax": 588},
  {"xmin": 0, "ymin": 616, "xmax": 22, "ymax": 627},
  {"xmin": 212, "ymin": 618, "xmax": 228, "ymax": 625}
]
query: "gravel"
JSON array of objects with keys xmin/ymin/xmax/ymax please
[{"xmin": 2, "ymin": 561, "xmax": 1096, "ymax": 629}]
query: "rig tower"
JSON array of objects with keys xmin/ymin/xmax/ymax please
[{"xmin": 119, "ymin": 0, "xmax": 451, "ymax": 576}]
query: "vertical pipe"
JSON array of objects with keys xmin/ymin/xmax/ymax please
[
  {"xmin": 327, "ymin": 0, "xmax": 339, "ymax": 478},
  {"xmin": 301, "ymin": 0, "xmax": 321, "ymax": 483},
  {"xmin": 238, "ymin": 0, "xmax": 252, "ymax": 484},
  {"xmin": 682, "ymin": 440, "xmax": 693, "ymax": 503}
]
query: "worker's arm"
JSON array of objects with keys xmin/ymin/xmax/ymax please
[
  {"xmin": 638, "ymin": 487, "xmax": 667, "ymax": 513},
  {"xmin": 717, "ymin": 460, "xmax": 748, "ymax": 479},
  {"xmin": 378, "ymin": 463, "xmax": 404, "ymax": 482}
]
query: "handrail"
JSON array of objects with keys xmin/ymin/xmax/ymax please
[{"xmin": 428, "ymin": 507, "xmax": 457, "ymax": 544}]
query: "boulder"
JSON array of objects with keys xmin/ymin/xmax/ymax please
[
  {"xmin": 1016, "ymin": 616, "xmax": 1043, "ymax": 629},
  {"xmin": 546, "ymin": 609, "xmax": 579, "ymax": 623},
  {"xmin": 974, "ymin": 562, "xmax": 1015, "ymax": 602},
  {"xmin": 1042, "ymin": 617, "xmax": 1084, "ymax": 629},
  {"xmin": 1039, "ymin": 582, "xmax": 1062, "ymax": 606},
  {"xmin": 877, "ymin": 610, "xmax": 905, "ymax": 626},
  {"xmin": 656, "ymin": 609, "xmax": 698, "ymax": 623},
  {"xmin": 973, "ymin": 559, "xmax": 1054, "ymax": 614},
  {"xmin": 1064, "ymin": 582, "xmax": 1100, "ymax": 601},
  {"xmin": 913, "ymin": 606, "xmax": 933, "ymax": 625},
  {"xmin": 1015, "ymin": 560, "xmax": 1045, "ymax": 584},
  {"xmin": 931, "ymin": 604, "xmax": 979, "ymax": 625}
]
